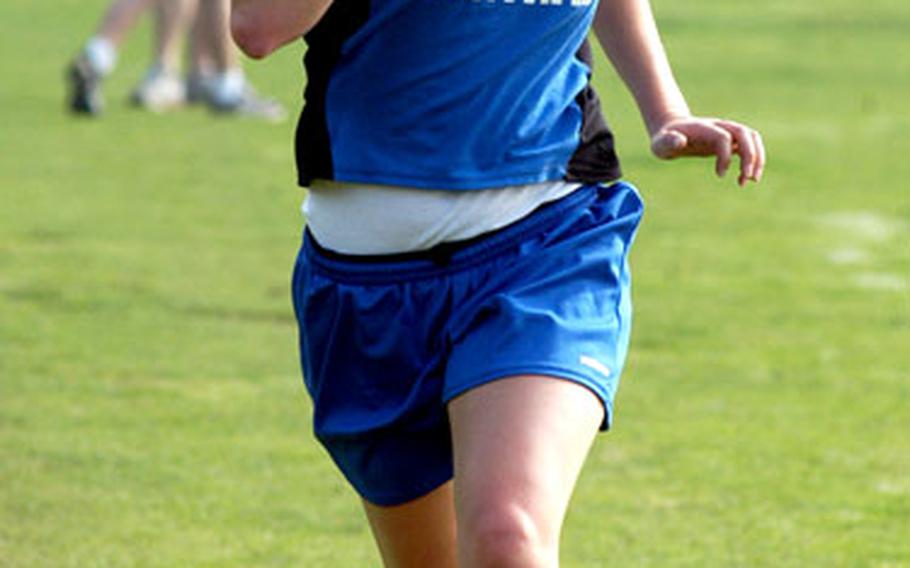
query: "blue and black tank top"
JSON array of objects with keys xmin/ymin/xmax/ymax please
[{"xmin": 296, "ymin": 0, "xmax": 621, "ymax": 190}]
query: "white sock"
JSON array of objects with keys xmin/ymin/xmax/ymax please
[
  {"xmin": 84, "ymin": 37, "xmax": 117, "ymax": 76},
  {"xmin": 211, "ymin": 68, "xmax": 245, "ymax": 104}
]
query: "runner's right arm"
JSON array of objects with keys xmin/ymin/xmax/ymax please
[{"xmin": 230, "ymin": 0, "xmax": 334, "ymax": 59}]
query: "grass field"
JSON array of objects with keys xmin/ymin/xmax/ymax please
[{"xmin": 1, "ymin": 0, "xmax": 909, "ymax": 565}]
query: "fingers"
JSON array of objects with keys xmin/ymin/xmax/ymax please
[
  {"xmin": 650, "ymin": 117, "xmax": 766, "ymax": 186},
  {"xmin": 751, "ymin": 129, "xmax": 766, "ymax": 182},
  {"xmin": 718, "ymin": 120, "xmax": 760, "ymax": 186},
  {"xmin": 707, "ymin": 123, "xmax": 733, "ymax": 179},
  {"xmin": 669, "ymin": 121, "xmax": 734, "ymax": 177}
]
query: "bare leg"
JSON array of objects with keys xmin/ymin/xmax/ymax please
[
  {"xmin": 449, "ymin": 376, "xmax": 603, "ymax": 568},
  {"xmin": 78, "ymin": 0, "xmax": 155, "ymax": 77},
  {"xmin": 152, "ymin": 0, "xmax": 199, "ymax": 72},
  {"xmin": 187, "ymin": 4, "xmax": 214, "ymax": 78},
  {"xmin": 357, "ymin": 375, "xmax": 602, "ymax": 567},
  {"xmin": 69, "ymin": 0, "xmax": 155, "ymax": 114},
  {"xmin": 93, "ymin": 0, "xmax": 155, "ymax": 46},
  {"xmin": 189, "ymin": 0, "xmax": 242, "ymax": 103},
  {"xmin": 362, "ymin": 482, "xmax": 458, "ymax": 568},
  {"xmin": 197, "ymin": 0, "xmax": 236, "ymax": 72},
  {"xmin": 128, "ymin": 0, "xmax": 199, "ymax": 110},
  {"xmin": 184, "ymin": 2, "xmax": 216, "ymax": 103},
  {"xmin": 189, "ymin": 0, "xmax": 286, "ymax": 120}
]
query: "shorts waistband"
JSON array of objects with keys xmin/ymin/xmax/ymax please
[{"xmin": 303, "ymin": 182, "xmax": 624, "ymax": 284}]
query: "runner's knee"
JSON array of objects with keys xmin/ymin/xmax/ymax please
[{"xmin": 459, "ymin": 502, "xmax": 555, "ymax": 568}]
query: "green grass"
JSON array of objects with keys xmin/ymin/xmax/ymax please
[{"xmin": 1, "ymin": 0, "xmax": 909, "ymax": 565}]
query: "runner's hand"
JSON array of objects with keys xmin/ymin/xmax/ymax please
[{"xmin": 650, "ymin": 116, "xmax": 766, "ymax": 186}]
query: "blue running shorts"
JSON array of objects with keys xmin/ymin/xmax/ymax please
[{"xmin": 291, "ymin": 181, "xmax": 643, "ymax": 506}]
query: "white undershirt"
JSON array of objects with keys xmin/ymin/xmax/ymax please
[{"xmin": 303, "ymin": 179, "xmax": 582, "ymax": 255}]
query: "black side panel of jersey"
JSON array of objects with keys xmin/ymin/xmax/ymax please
[
  {"xmin": 565, "ymin": 40, "xmax": 623, "ymax": 184},
  {"xmin": 296, "ymin": 0, "xmax": 371, "ymax": 187}
]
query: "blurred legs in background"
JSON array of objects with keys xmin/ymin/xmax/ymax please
[
  {"xmin": 185, "ymin": 0, "xmax": 286, "ymax": 121},
  {"xmin": 129, "ymin": 0, "xmax": 198, "ymax": 111},
  {"xmin": 67, "ymin": 0, "xmax": 154, "ymax": 114},
  {"xmin": 67, "ymin": 0, "xmax": 284, "ymax": 120}
]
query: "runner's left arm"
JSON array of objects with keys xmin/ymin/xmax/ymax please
[{"xmin": 594, "ymin": 0, "xmax": 765, "ymax": 185}]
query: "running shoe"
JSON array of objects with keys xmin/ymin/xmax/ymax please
[
  {"xmin": 66, "ymin": 53, "xmax": 103, "ymax": 115},
  {"xmin": 130, "ymin": 67, "xmax": 186, "ymax": 112},
  {"xmin": 209, "ymin": 84, "xmax": 287, "ymax": 123}
]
